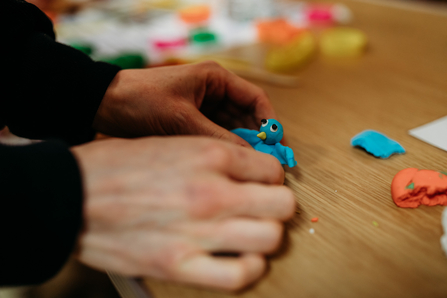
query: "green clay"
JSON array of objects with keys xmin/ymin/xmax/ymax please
[
  {"xmin": 71, "ymin": 43, "xmax": 94, "ymax": 56},
  {"xmin": 405, "ymin": 182, "xmax": 415, "ymax": 190},
  {"xmin": 99, "ymin": 53, "xmax": 146, "ymax": 69},
  {"xmin": 191, "ymin": 31, "xmax": 217, "ymax": 44}
]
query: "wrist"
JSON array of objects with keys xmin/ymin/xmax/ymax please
[{"xmin": 92, "ymin": 69, "xmax": 134, "ymax": 137}]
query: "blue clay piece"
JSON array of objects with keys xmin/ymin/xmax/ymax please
[
  {"xmin": 351, "ymin": 130, "xmax": 405, "ymax": 158},
  {"xmin": 232, "ymin": 119, "xmax": 297, "ymax": 167}
]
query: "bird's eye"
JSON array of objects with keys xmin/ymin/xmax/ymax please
[
  {"xmin": 261, "ymin": 119, "xmax": 268, "ymax": 127},
  {"xmin": 270, "ymin": 124, "xmax": 278, "ymax": 132}
]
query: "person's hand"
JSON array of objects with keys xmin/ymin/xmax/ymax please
[
  {"xmin": 92, "ymin": 61, "xmax": 278, "ymax": 147},
  {"xmin": 71, "ymin": 136, "xmax": 295, "ymax": 291}
]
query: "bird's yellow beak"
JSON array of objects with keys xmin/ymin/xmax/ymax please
[{"xmin": 257, "ymin": 132, "xmax": 267, "ymax": 140}]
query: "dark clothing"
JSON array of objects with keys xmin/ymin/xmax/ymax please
[
  {"xmin": 0, "ymin": 141, "xmax": 83, "ymax": 285},
  {"xmin": 0, "ymin": 0, "xmax": 121, "ymax": 285},
  {"xmin": 1, "ymin": 0, "xmax": 120, "ymax": 145}
]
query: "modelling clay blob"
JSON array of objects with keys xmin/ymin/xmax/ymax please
[
  {"xmin": 265, "ymin": 32, "xmax": 316, "ymax": 72},
  {"xmin": 231, "ymin": 119, "xmax": 297, "ymax": 167},
  {"xmin": 305, "ymin": 4, "xmax": 334, "ymax": 25},
  {"xmin": 190, "ymin": 31, "xmax": 217, "ymax": 44},
  {"xmin": 257, "ymin": 19, "xmax": 303, "ymax": 45},
  {"xmin": 70, "ymin": 43, "xmax": 94, "ymax": 56},
  {"xmin": 320, "ymin": 27, "xmax": 367, "ymax": 57},
  {"xmin": 304, "ymin": 4, "xmax": 352, "ymax": 26},
  {"xmin": 179, "ymin": 5, "xmax": 211, "ymax": 24},
  {"xmin": 351, "ymin": 130, "xmax": 405, "ymax": 159},
  {"xmin": 153, "ymin": 38, "xmax": 188, "ymax": 50},
  {"xmin": 99, "ymin": 53, "xmax": 146, "ymax": 69},
  {"xmin": 441, "ymin": 208, "xmax": 447, "ymax": 256},
  {"xmin": 42, "ymin": 10, "xmax": 57, "ymax": 23},
  {"xmin": 391, "ymin": 168, "xmax": 447, "ymax": 208}
]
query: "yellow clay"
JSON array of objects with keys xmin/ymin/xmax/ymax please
[
  {"xmin": 320, "ymin": 27, "xmax": 367, "ymax": 57},
  {"xmin": 265, "ymin": 32, "xmax": 316, "ymax": 72}
]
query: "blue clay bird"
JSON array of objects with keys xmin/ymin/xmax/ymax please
[{"xmin": 231, "ymin": 119, "xmax": 297, "ymax": 167}]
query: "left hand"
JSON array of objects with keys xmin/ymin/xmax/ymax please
[
  {"xmin": 71, "ymin": 136, "xmax": 293, "ymax": 291},
  {"xmin": 92, "ymin": 61, "xmax": 278, "ymax": 147}
]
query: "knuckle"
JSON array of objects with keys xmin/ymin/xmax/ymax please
[
  {"xmin": 226, "ymin": 263, "xmax": 254, "ymax": 291},
  {"xmin": 280, "ymin": 187, "xmax": 296, "ymax": 220},
  {"xmin": 262, "ymin": 155, "xmax": 284, "ymax": 184},
  {"xmin": 201, "ymin": 141, "xmax": 231, "ymax": 170},
  {"xmin": 200, "ymin": 60, "xmax": 221, "ymax": 69},
  {"xmin": 272, "ymin": 162, "xmax": 285, "ymax": 184},
  {"xmin": 259, "ymin": 88, "xmax": 270, "ymax": 100},
  {"xmin": 186, "ymin": 179, "xmax": 224, "ymax": 218},
  {"xmin": 265, "ymin": 221, "xmax": 284, "ymax": 253},
  {"xmin": 150, "ymin": 244, "xmax": 195, "ymax": 279}
]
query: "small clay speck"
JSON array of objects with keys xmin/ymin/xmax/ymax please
[{"xmin": 405, "ymin": 182, "xmax": 414, "ymax": 190}]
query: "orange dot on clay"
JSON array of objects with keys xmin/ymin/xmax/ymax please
[
  {"xmin": 311, "ymin": 217, "xmax": 319, "ymax": 222},
  {"xmin": 179, "ymin": 5, "xmax": 211, "ymax": 24}
]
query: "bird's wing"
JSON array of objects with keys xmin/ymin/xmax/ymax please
[
  {"xmin": 231, "ymin": 128, "xmax": 263, "ymax": 147},
  {"xmin": 273, "ymin": 143, "xmax": 297, "ymax": 167}
]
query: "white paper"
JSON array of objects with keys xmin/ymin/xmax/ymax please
[{"xmin": 409, "ymin": 116, "xmax": 447, "ymax": 152}]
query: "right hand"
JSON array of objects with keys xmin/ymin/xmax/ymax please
[
  {"xmin": 71, "ymin": 136, "xmax": 295, "ymax": 291},
  {"xmin": 93, "ymin": 62, "xmax": 278, "ymax": 147}
]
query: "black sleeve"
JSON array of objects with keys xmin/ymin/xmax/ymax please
[
  {"xmin": 0, "ymin": 141, "xmax": 83, "ymax": 286},
  {"xmin": 0, "ymin": 0, "xmax": 121, "ymax": 146},
  {"xmin": 0, "ymin": 0, "xmax": 120, "ymax": 286}
]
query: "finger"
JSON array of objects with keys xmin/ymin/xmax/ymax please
[
  {"xmin": 179, "ymin": 219, "xmax": 284, "ymax": 254},
  {"xmin": 187, "ymin": 180, "xmax": 295, "ymax": 221},
  {"xmin": 205, "ymin": 62, "xmax": 277, "ymax": 115},
  {"xmin": 200, "ymin": 61, "xmax": 279, "ymax": 128},
  {"xmin": 175, "ymin": 253, "xmax": 266, "ymax": 291},
  {"xmin": 188, "ymin": 109, "xmax": 254, "ymax": 148},
  {"xmin": 222, "ymin": 183, "xmax": 295, "ymax": 220},
  {"xmin": 202, "ymin": 139, "xmax": 284, "ymax": 185},
  {"xmin": 201, "ymin": 62, "xmax": 290, "ymax": 144}
]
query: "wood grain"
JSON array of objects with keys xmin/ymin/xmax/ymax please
[{"xmin": 144, "ymin": 1, "xmax": 447, "ymax": 297}]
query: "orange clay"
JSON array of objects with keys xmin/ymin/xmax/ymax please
[
  {"xmin": 311, "ymin": 217, "xmax": 319, "ymax": 222},
  {"xmin": 257, "ymin": 19, "xmax": 303, "ymax": 45},
  {"xmin": 179, "ymin": 5, "xmax": 211, "ymax": 24},
  {"xmin": 391, "ymin": 168, "xmax": 447, "ymax": 208},
  {"xmin": 42, "ymin": 10, "xmax": 57, "ymax": 22}
]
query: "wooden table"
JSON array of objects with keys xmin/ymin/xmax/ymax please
[{"xmin": 144, "ymin": 0, "xmax": 447, "ymax": 297}]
